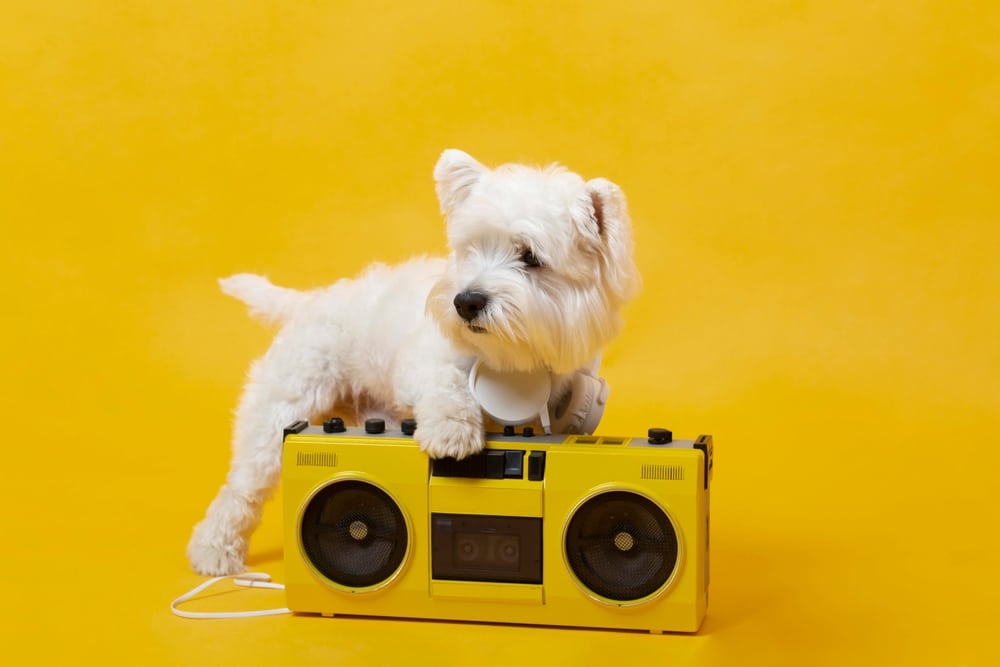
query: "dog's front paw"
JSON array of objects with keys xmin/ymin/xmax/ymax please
[
  {"xmin": 416, "ymin": 416, "xmax": 484, "ymax": 460},
  {"xmin": 187, "ymin": 518, "xmax": 248, "ymax": 576}
]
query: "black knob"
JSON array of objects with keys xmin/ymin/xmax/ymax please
[
  {"xmin": 522, "ymin": 426, "xmax": 535, "ymax": 437},
  {"xmin": 365, "ymin": 418, "xmax": 386, "ymax": 434},
  {"xmin": 323, "ymin": 417, "xmax": 346, "ymax": 433},
  {"xmin": 401, "ymin": 419, "xmax": 417, "ymax": 436},
  {"xmin": 503, "ymin": 425, "xmax": 515, "ymax": 436},
  {"xmin": 648, "ymin": 428, "xmax": 672, "ymax": 445}
]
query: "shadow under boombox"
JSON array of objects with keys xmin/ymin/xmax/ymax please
[{"xmin": 281, "ymin": 419, "xmax": 713, "ymax": 633}]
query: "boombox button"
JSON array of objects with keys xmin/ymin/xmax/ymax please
[
  {"xmin": 504, "ymin": 450, "xmax": 525, "ymax": 479},
  {"xmin": 527, "ymin": 451, "xmax": 546, "ymax": 481},
  {"xmin": 486, "ymin": 451, "xmax": 506, "ymax": 479}
]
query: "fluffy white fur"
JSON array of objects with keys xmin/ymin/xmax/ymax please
[{"xmin": 187, "ymin": 149, "xmax": 641, "ymax": 576}]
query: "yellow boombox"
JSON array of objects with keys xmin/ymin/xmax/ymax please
[{"xmin": 281, "ymin": 419, "xmax": 713, "ymax": 633}]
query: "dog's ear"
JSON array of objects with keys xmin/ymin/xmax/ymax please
[
  {"xmin": 586, "ymin": 177, "xmax": 642, "ymax": 302},
  {"xmin": 434, "ymin": 149, "xmax": 487, "ymax": 214}
]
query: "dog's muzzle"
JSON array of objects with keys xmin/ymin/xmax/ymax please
[{"xmin": 453, "ymin": 291, "xmax": 489, "ymax": 323}]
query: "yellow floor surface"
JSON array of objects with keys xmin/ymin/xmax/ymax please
[{"xmin": 2, "ymin": 2, "xmax": 998, "ymax": 664}]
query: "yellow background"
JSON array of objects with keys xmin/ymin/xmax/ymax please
[{"xmin": 2, "ymin": 1, "xmax": 997, "ymax": 664}]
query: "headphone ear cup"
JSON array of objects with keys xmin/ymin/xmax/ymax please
[{"xmin": 549, "ymin": 373, "xmax": 609, "ymax": 434}]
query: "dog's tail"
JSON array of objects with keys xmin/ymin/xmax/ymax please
[{"xmin": 219, "ymin": 274, "xmax": 310, "ymax": 326}]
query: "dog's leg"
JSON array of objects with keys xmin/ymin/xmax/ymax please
[
  {"xmin": 412, "ymin": 368, "xmax": 484, "ymax": 460},
  {"xmin": 397, "ymin": 336, "xmax": 483, "ymax": 460},
  {"xmin": 187, "ymin": 337, "xmax": 340, "ymax": 576}
]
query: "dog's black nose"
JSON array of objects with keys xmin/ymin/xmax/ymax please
[{"xmin": 453, "ymin": 291, "xmax": 489, "ymax": 321}]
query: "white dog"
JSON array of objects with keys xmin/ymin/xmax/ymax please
[{"xmin": 187, "ymin": 149, "xmax": 641, "ymax": 576}]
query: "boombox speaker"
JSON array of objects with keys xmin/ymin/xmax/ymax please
[{"xmin": 281, "ymin": 421, "xmax": 713, "ymax": 633}]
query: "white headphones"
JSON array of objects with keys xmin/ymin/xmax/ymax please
[{"xmin": 467, "ymin": 358, "xmax": 609, "ymax": 435}]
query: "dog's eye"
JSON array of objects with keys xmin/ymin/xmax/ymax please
[{"xmin": 519, "ymin": 248, "xmax": 542, "ymax": 268}]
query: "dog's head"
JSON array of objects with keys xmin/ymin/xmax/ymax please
[{"xmin": 427, "ymin": 149, "xmax": 641, "ymax": 374}]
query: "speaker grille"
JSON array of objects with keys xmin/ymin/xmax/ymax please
[
  {"xmin": 300, "ymin": 480, "xmax": 408, "ymax": 589},
  {"xmin": 564, "ymin": 491, "xmax": 678, "ymax": 602}
]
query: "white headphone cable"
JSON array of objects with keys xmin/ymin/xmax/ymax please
[{"xmin": 170, "ymin": 572, "xmax": 291, "ymax": 619}]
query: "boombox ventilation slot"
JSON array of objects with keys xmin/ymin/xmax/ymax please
[
  {"xmin": 641, "ymin": 464, "xmax": 684, "ymax": 481},
  {"xmin": 296, "ymin": 451, "xmax": 338, "ymax": 467}
]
